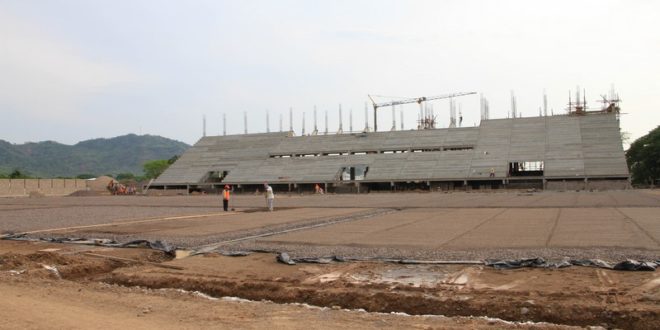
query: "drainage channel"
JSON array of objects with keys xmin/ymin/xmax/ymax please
[
  {"xmin": 152, "ymin": 288, "xmax": 582, "ymax": 329},
  {"xmin": 102, "ymin": 270, "xmax": 628, "ymax": 329}
]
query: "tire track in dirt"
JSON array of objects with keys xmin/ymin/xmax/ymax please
[
  {"xmin": 193, "ymin": 208, "xmax": 396, "ymax": 253},
  {"xmin": 366, "ymin": 209, "xmax": 461, "ymax": 236},
  {"xmin": 545, "ymin": 208, "xmax": 562, "ymax": 247},
  {"xmin": 614, "ymin": 207, "xmax": 660, "ymax": 247},
  {"xmin": 437, "ymin": 208, "xmax": 509, "ymax": 247}
]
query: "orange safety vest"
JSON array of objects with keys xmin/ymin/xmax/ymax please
[{"xmin": 223, "ymin": 189, "xmax": 230, "ymax": 200}]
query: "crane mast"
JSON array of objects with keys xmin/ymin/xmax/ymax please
[{"xmin": 368, "ymin": 92, "xmax": 476, "ymax": 131}]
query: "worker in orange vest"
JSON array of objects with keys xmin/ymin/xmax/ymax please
[{"xmin": 222, "ymin": 185, "xmax": 231, "ymax": 211}]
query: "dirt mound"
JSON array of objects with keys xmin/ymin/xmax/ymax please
[
  {"xmin": 1, "ymin": 251, "xmax": 131, "ymax": 280},
  {"xmin": 0, "ymin": 239, "xmax": 175, "ymax": 282},
  {"xmin": 85, "ymin": 176, "xmax": 114, "ymax": 192}
]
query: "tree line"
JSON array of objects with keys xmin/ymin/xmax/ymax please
[
  {"xmin": 0, "ymin": 155, "xmax": 179, "ymax": 182},
  {"xmin": 626, "ymin": 126, "xmax": 660, "ymax": 186}
]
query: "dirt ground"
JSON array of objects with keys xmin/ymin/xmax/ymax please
[
  {"xmin": 1, "ymin": 190, "xmax": 659, "ymax": 329},
  {"xmin": 1, "ymin": 241, "xmax": 587, "ymax": 330}
]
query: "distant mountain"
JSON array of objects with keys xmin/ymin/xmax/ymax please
[{"xmin": 0, "ymin": 134, "xmax": 190, "ymax": 177}]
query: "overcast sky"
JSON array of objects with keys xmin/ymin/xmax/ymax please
[{"xmin": 1, "ymin": 0, "xmax": 658, "ymax": 146}]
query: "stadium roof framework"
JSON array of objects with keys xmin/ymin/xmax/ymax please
[{"xmin": 153, "ymin": 112, "xmax": 629, "ymax": 189}]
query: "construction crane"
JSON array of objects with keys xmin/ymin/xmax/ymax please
[{"xmin": 368, "ymin": 92, "xmax": 476, "ymax": 132}]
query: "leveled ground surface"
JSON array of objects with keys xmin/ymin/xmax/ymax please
[{"xmin": 2, "ymin": 190, "xmax": 658, "ymax": 261}]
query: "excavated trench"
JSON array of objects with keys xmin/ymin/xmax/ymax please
[
  {"xmin": 2, "ymin": 248, "xmax": 659, "ymax": 329},
  {"xmin": 101, "ymin": 267, "xmax": 656, "ymax": 329}
]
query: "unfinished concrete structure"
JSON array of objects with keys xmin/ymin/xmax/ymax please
[{"xmin": 153, "ymin": 112, "xmax": 629, "ymax": 192}]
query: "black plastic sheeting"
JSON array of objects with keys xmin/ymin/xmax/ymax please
[
  {"xmin": 485, "ymin": 257, "xmax": 659, "ymax": 271},
  {"xmin": 613, "ymin": 260, "xmax": 658, "ymax": 271},
  {"xmin": 4, "ymin": 231, "xmax": 657, "ymax": 272},
  {"xmin": 1, "ymin": 234, "xmax": 176, "ymax": 255},
  {"xmin": 220, "ymin": 251, "xmax": 253, "ymax": 257},
  {"xmin": 276, "ymin": 252, "xmax": 296, "ymax": 265},
  {"xmin": 273, "ymin": 253, "xmax": 659, "ymax": 272}
]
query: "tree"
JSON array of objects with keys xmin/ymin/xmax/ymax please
[
  {"xmin": 143, "ymin": 160, "xmax": 170, "ymax": 179},
  {"xmin": 9, "ymin": 169, "xmax": 30, "ymax": 179},
  {"xmin": 621, "ymin": 131, "xmax": 631, "ymax": 146},
  {"xmin": 116, "ymin": 172, "xmax": 136, "ymax": 181},
  {"xmin": 76, "ymin": 174, "xmax": 96, "ymax": 179},
  {"xmin": 626, "ymin": 126, "xmax": 660, "ymax": 186}
]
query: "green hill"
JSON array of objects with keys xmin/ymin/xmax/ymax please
[{"xmin": 0, "ymin": 134, "xmax": 190, "ymax": 178}]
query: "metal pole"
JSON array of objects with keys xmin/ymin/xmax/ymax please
[
  {"xmin": 349, "ymin": 108, "xmax": 353, "ymax": 133},
  {"xmin": 313, "ymin": 105, "xmax": 318, "ymax": 134},
  {"xmin": 364, "ymin": 102, "xmax": 369, "ymax": 132},
  {"xmin": 338, "ymin": 104, "xmax": 343, "ymax": 134},
  {"xmin": 324, "ymin": 110, "xmax": 328, "ymax": 135}
]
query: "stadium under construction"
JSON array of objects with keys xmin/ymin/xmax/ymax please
[{"xmin": 152, "ymin": 92, "xmax": 630, "ymax": 193}]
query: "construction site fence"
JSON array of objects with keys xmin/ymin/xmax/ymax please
[{"xmin": 0, "ymin": 179, "xmax": 88, "ymax": 197}]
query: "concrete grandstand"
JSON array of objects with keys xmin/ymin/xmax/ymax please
[{"xmin": 152, "ymin": 112, "xmax": 629, "ymax": 192}]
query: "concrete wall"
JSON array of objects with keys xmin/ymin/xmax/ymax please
[
  {"xmin": 25, "ymin": 179, "xmax": 40, "ymax": 193},
  {"xmin": 586, "ymin": 179, "xmax": 630, "ymax": 191},
  {"xmin": 546, "ymin": 180, "xmax": 586, "ymax": 191},
  {"xmin": 546, "ymin": 179, "xmax": 630, "ymax": 191},
  {"xmin": 0, "ymin": 179, "xmax": 10, "ymax": 196},
  {"xmin": 0, "ymin": 179, "xmax": 86, "ymax": 197}
]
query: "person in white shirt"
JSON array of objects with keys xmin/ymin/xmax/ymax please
[{"xmin": 264, "ymin": 183, "xmax": 275, "ymax": 211}]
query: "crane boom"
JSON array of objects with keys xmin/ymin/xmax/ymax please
[
  {"xmin": 371, "ymin": 92, "xmax": 476, "ymax": 108},
  {"xmin": 368, "ymin": 91, "xmax": 477, "ymax": 131}
]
